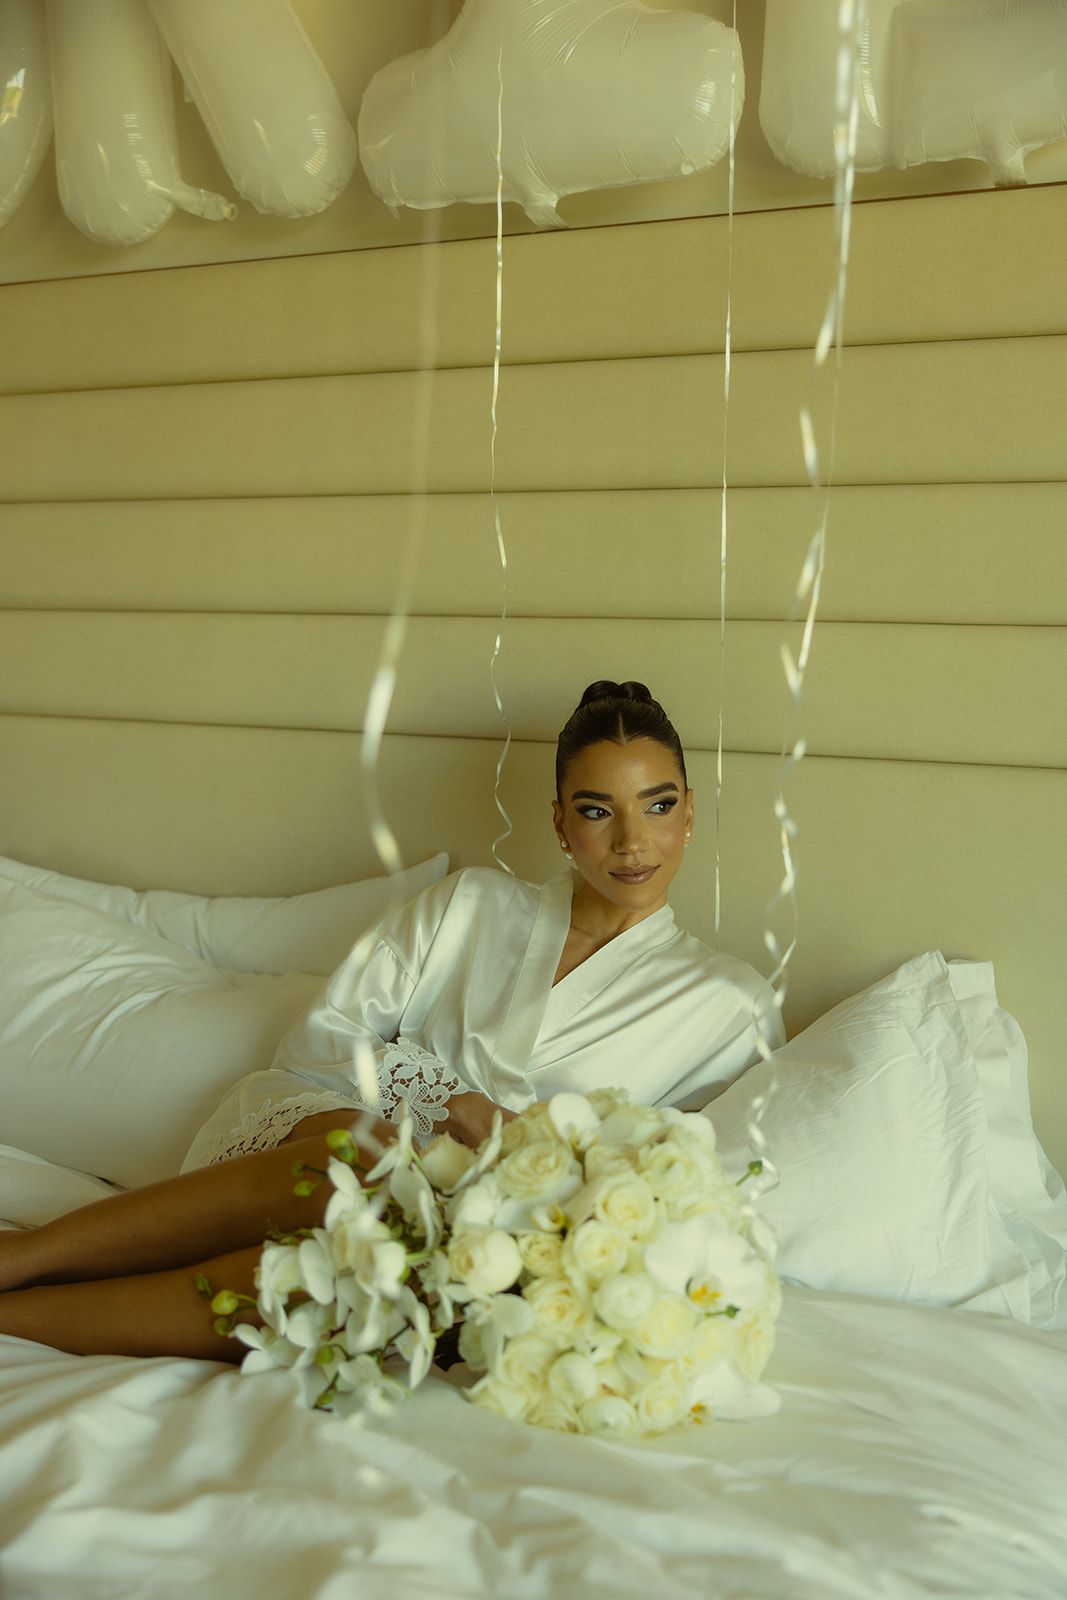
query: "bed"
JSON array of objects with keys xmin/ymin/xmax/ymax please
[
  {"xmin": 1, "ymin": 851, "xmax": 1065, "ymax": 1600},
  {"xmin": 1, "ymin": 139, "xmax": 1064, "ymax": 1598}
]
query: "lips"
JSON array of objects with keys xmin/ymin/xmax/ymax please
[{"xmin": 610, "ymin": 865, "xmax": 658, "ymax": 884}]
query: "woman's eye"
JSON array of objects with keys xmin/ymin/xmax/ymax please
[
  {"xmin": 650, "ymin": 799, "xmax": 678, "ymax": 815},
  {"xmin": 577, "ymin": 805, "xmax": 609, "ymax": 820}
]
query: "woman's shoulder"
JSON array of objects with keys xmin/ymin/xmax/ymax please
[
  {"xmin": 664, "ymin": 923, "xmax": 777, "ymax": 994},
  {"xmin": 444, "ymin": 866, "xmax": 543, "ymax": 913}
]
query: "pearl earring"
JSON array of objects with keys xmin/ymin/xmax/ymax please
[{"xmin": 560, "ymin": 841, "xmax": 574, "ymax": 860}]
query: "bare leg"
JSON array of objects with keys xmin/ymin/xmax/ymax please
[
  {"xmin": 0, "ymin": 1246, "xmax": 261, "ymax": 1360},
  {"xmin": 0, "ymin": 1113, "xmax": 382, "ymax": 1295},
  {"xmin": 0, "ymin": 1113, "xmax": 385, "ymax": 1356}
]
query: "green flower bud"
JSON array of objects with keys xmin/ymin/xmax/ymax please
[{"xmin": 211, "ymin": 1290, "xmax": 240, "ymax": 1315}]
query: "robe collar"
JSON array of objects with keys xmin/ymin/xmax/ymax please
[{"xmin": 490, "ymin": 872, "xmax": 679, "ymax": 1081}]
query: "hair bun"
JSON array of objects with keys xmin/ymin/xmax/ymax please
[{"xmin": 578, "ymin": 679, "xmax": 654, "ymax": 709}]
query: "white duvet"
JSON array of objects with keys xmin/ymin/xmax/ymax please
[{"xmin": 2, "ymin": 1280, "xmax": 1065, "ymax": 1600}]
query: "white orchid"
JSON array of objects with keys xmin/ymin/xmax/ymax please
[
  {"xmin": 547, "ymin": 1092, "xmax": 601, "ymax": 1150},
  {"xmin": 389, "ymin": 1160, "xmax": 443, "ymax": 1250},
  {"xmin": 644, "ymin": 1213, "xmax": 773, "ymax": 1315}
]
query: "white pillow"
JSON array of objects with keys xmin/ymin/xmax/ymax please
[
  {"xmin": 0, "ymin": 853, "xmax": 450, "ymax": 977},
  {"xmin": 0, "ymin": 876, "xmax": 322, "ymax": 1188},
  {"xmin": 705, "ymin": 952, "xmax": 1041, "ymax": 1318},
  {"xmin": 948, "ymin": 960, "xmax": 1067, "ymax": 1329}
]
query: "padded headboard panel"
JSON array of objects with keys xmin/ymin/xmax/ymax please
[{"xmin": 1, "ymin": 186, "xmax": 1064, "ymax": 1177}]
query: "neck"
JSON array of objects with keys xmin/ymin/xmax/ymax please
[{"xmin": 568, "ymin": 881, "xmax": 667, "ymax": 943}]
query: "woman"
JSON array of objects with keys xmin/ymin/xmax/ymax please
[{"xmin": 0, "ymin": 681, "xmax": 781, "ymax": 1360}]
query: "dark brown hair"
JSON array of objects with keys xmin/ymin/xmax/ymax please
[{"xmin": 555, "ymin": 680, "xmax": 687, "ymax": 798}]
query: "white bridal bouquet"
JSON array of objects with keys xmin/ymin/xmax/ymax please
[{"xmin": 202, "ymin": 1089, "xmax": 781, "ymax": 1439}]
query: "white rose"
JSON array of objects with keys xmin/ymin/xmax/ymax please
[
  {"xmin": 562, "ymin": 1219, "xmax": 629, "ymax": 1285},
  {"xmin": 419, "ymin": 1133, "xmax": 477, "ymax": 1193},
  {"xmin": 592, "ymin": 1172, "xmax": 659, "ymax": 1239},
  {"xmin": 675, "ymin": 1111, "xmax": 718, "ymax": 1152},
  {"xmin": 577, "ymin": 1393, "xmax": 640, "ymax": 1438},
  {"xmin": 592, "ymin": 1270, "xmax": 657, "ymax": 1331},
  {"xmin": 497, "ymin": 1141, "xmax": 582, "ymax": 1203},
  {"xmin": 526, "ymin": 1395, "xmax": 580, "ymax": 1432},
  {"xmin": 447, "ymin": 1175, "xmax": 503, "ymax": 1230},
  {"xmin": 581, "ymin": 1143, "xmax": 638, "ymax": 1181},
  {"xmin": 447, "ymin": 1228, "xmax": 522, "ymax": 1295},
  {"xmin": 731, "ymin": 1300, "xmax": 780, "ymax": 1381},
  {"xmin": 585, "ymin": 1087, "xmax": 632, "ymax": 1118},
  {"xmin": 523, "ymin": 1275, "xmax": 594, "ymax": 1344},
  {"xmin": 597, "ymin": 1103, "xmax": 669, "ymax": 1150},
  {"xmin": 500, "ymin": 1104, "xmax": 559, "ymax": 1157},
  {"xmin": 466, "ymin": 1373, "xmax": 531, "ymax": 1420},
  {"xmin": 495, "ymin": 1333, "xmax": 557, "ymax": 1402},
  {"xmin": 635, "ymin": 1292, "xmax": 696, "ymax": 1360},
  {"xmin": 678, "ymin": 1313, "xmax": 737, "ymax": 1376},
  {"xmin": 547, "ymin": 1350, "xmax": 601, "ymax": 1408},
  {"xmin": 634, "ymin": 1372, "xmax": 688, "ymax": 1433},
  {"xmin": 638, "ymin": 1135, "xmax": 710, "ymax": 1209},
  {"xmin": 517, "ymin": 1230, "xmax": 565, "ymax": 1278}
]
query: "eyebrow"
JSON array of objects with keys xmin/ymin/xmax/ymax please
[{"xmin": 570, "ymin": 783, "xmax": 680, "ymax": 802}]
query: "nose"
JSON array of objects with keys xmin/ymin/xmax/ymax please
[{"xmin": 612, "ymin": 809, "xmax": 649, "ymax": 856}]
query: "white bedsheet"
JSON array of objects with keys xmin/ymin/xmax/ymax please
[{"xmin": 2, "ymin": 1280, "xmax": 1065, "ymax": 1600}]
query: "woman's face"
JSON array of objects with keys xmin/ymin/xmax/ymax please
[{"xmin": 552, "ymin": 738, "xmax": 694, "ymax": 923}]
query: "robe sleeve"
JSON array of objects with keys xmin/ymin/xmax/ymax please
[
  {"xmin": 270, "ymin": 872, "xmax": 465, "ymax": 1124},
  {"xmin": 180, "ymin": 875, "xmax": 466, "ymax": 1168}
]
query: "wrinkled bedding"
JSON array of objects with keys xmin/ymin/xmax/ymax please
[{"xmin": 2, "ymin": 1277, "xmax": 1065, "ymax": 1600}]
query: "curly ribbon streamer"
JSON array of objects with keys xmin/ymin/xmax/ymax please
[
  {"xmin": 714, "ymin": 0, "xmax": 740, "ymax": 946},
  {"xmin": 761, "ymin": 0, "xmax": 863, "ymax": 1027},
  {"xmin": 488, "ymin": 43, "xmax": 515, "ymax": 874},
  {"xmin": 747, "ymin": 0, "xmax": 866, "ymax": 1205},
  {"xmin": 360, "ymin": 211, "xmax": 445, "ymax": 882}
]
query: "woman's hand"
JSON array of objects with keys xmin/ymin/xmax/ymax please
[{"xmin": 443, "ymin": 1091, "xmax": 516, "ymax": 1150}]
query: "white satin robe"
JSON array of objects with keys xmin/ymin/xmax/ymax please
[{"xmin": 182, "ymin": 868, "xmax": 783, "ymax": 1168}]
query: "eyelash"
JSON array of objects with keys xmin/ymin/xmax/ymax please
[{"xmin": 577, "ymin": 799, "xmax": 678, "ymax": 821}]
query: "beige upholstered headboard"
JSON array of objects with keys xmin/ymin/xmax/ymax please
[{"xmin": 1, "ymin": 185, "xmax": 1063, "ymax": 1177}]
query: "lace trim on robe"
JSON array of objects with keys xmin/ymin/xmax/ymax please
[
  {"xmin": 188, "ymin": 1091, "xmax": 361, "ymax": 1168},
  {"xmin": 189, "ymin": 1041, "xmax": 461, "ymax": 1167},
  {"xmin": 372, "ymin": 1040, "xmax": 461, "ymax": 1143}
]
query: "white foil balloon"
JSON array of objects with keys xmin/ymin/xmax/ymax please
[
  {"xmin": 146, "ymin": 0, "xmax": 357, "ymax": 218},
  {"xmin": 759, "ymin": 0, "xmax": 901, "ymax": 180},
  {"xmin": 892, "ymin": 0, "xmax": 1067, "ymax": 187},
  {"xmin": 47, "ymin": 0, "xmax": 235, "ymax": 246},
  {"xmin": 358, "ymin": 0, "xmax": 745, "ymax": 228},
  {"xmin": 761, "ymin": 0, "xmax": 1067, "ymax": 187},
  {"xmin": 0, "ymin": 0, "xmax": 52, "ymax": 230}
]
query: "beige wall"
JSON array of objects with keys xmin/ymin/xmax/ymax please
[{"xmin": 0, "ymin": 183, "xmax": 1063, "ymax": 1176}]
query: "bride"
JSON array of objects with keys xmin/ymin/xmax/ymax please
[{"xmin": 0, "ymin": 681, "xmax": 781, "ymax": 1359}]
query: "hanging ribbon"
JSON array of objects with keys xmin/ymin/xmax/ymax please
[
  {"xmin": 488, "ymin": 41, "xmax": 515, "ymax": 874},
  {"xmin": 761, "ymin": 0, "xmax": 865, "ymax": 1038}
]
